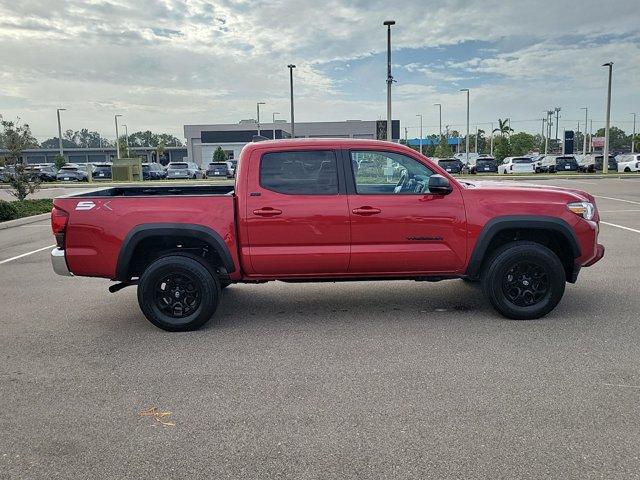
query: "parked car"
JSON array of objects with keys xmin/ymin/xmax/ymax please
[
  {"xmin": 536, "ymin": 155, "xmax": 579, "ymax": 173},
  {"xmin": 437, "ymin": 158, "xmax": 464, "ymax": 174},
  {"xmin": 56, "ymin": 164, "xmax": 91, "ymax": 182},
  {"xmin": 51, "ymin": 138, "xmax": 604, "ymax": 331},
  {"xmin": 26, "ymin": 164, "xmax": 58, "ymax": 182},
  {"xmin": 616, "ymin": 154, "xmax": 640, "ymax": 172},
  {"xmin": 92, "ymin": 163, "xmax": 113, "ymax": 181},
  {"xmin": 472, "ymin": 156, "xmax": 498, "ymax": 174},
  {"xmin": 206, "ymin": 161, "xmax": 234, "ymax": 178},
  {"xmin": 579, "ymin": 154, "xmax": 617, "ymax": 173},
  {"xmin": 498, "ymin": 157, "xmax": 535, "ymax": 174},
  {"xmin": 142, "ymin": 162, "xmax": 167, "ymax": 180},
  {"xmin": 166, "ymin": 161, "xmax": 205, "ymax": 179}
]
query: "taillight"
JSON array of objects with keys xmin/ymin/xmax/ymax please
[{"xmin": 51, "ymin": 206, "xmax": 69, "ymax": 249}]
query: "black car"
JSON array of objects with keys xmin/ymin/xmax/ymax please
[
  {"xmin": 472, "ymin": 157, "xmax": 498, "ymax": 174},
  {"xmin": 26, "ymin": 164, "xmax": 57, "ymax": 182},
  {"xmin": 142, "ymin": 163, "xmax": 167, "ymax": 180},
  {"xmin": 56, "ymin": 164, "xmax": 90, "ymax": 182},
  {"xmin": 206, "ymin": 162, "xmax": 233, "ymax": 178},
  {"xmin": 93, "ymin": 163, "xmax": 113, "ymax": 181},
  {"xmin": 437, "ymin": 158, "xmax": 464, "ymax": 174},
  {"xmin": 594, "ymin": 155, "xmax": 617, "ymax": 172},
  {"xmin": 554, "ymin": 155, "xmax": 580, "ymax": 172}
]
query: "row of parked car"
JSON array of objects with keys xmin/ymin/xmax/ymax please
[
  {"xmin": 0, "ymin": 160, "xmax": 238, "ymax": 183},
  {"xmin": 434, "ymin": 152, "xmax": 640, "ymax": 175}
]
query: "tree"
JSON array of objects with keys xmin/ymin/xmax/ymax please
[
  {"xmin": 433, "ymin": 135, "xmax": 452, "ymax": 158},
  {"xmin": 594, "ymin": 126, "xmax": 628, "ymax": 151},
  {"xmin": 212, "ymin": 146, "xmax": 228, "ymax": 162},
  {"xmin": 128, "ymin": 130, "xmax": 182, "ymax": 147},
  {"xmin": 509, "ymin": 132, "xmax": 536, "ymax": 156},
  {"xmin": 155, "ymin": 143, "xmax": 166, "ymax": 163},
  {"xmin": 41, "ymin": 137, "xmax": 78, "ymax": 149},
  {"xmin": 54, "ymin": 154, "xmax": 65, "ymax": 170},
  {"xmin": 1, "ymin": 117, "xmax": 40, "ymax": 200},
  {"xmin": 118, "ymin": 136, "xmax": 130, "ymax": 158},
  {"xmin": 493, "ymin": 135, "xmax": 511, "ymax": 163},
  {"xmin": 493, "ymin": 118, "xmax": 514, "ymax": 136}
]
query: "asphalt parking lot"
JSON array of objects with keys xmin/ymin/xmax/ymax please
[{"xmin": 1, "ymin": 177, "xmax": 640, "ymax": 479}]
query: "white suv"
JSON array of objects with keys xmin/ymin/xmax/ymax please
[
  {"xmin": 616, "ymin": 154, "xmax": 640, "ymax": 172},
  {"xmin": 499, "ymin": 157, "xmax": 535, "ymax": 174}
]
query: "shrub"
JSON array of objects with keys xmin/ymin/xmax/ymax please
[{"xmin": 0, "ymin": 200, "xmax": 18, "ymax": 221}]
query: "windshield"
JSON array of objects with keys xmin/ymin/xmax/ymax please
[
  {"xmin": 477, "ymin": 158, "xmax": 496, "ymax": 165},
  {"xmin": 168, "ymin": 163, "xmax": 188, "ymax": 169},
  {"xmin": 513, "ymin": 158, "xmax": 532, "ymax": 164}
]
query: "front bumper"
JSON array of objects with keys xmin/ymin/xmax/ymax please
[
  {"xmin": 51, "ymin": 248, "xmax": 72, "ymax": 276},
  {"xmin": 584, "ymin": 243, "xmax": 605, "ymax": 267}
]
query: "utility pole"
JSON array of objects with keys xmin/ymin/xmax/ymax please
[
  {"xmin": 384, "ymin": 20, "xmax": 396, "ymax": 141},
  {"xmin": 589, "ymin": 119, "xmax": 593, "ymax": 152},
  {"xmin": 287, "ymin": 64, "xmax": 296, "ymax": 138},
  {"xmin": 416, "ymin": 114, "xmax": 423, "ymax": 154},
  {"xmin": 543, "ymin": 118, "xmax": 549, "ymax": 155},
  {"xmin": 461, "ymin": 89, "xmax": 470, "ymax": 166},
  {"xmin": 404, "ymin": 127, "xmax": 408, "ymax": 143},
  {"xmin": 114, "ymin": 114, "xmax": 122, "ymax": 159},
  {"xmin": 631, "ymin": 113, "xmax": 637, "ymax": 154},
  {"xmin": 475, "ymin": 125, "xmax": 478, "ymax": 154},
  {"xmin": 490, "ymin": 122, "xmax": 494, "ymax": 156},
  {"xmin": 256, "ymin": 102, "xmax": 265, "ymax": 137},
  {"xmin": 56, "ymin": 108, "xmax": 66, "ymax": 160},
  {"xmin": 123, "ymin": 124, "xmax": 129, "ymax": 151},
  {"xmin": 602, "ymin": 62, "xmax": 613, "ymax": 174},
  {"xmin": 272, "ymin": 112, "xmax": 280, "ymax": 140},
  {"xmin": 581, "ymin": 107, "xmax": 588, "ymax": 155},
  {"xmin": 540, "ymin": 117, "xmax": 545, "ymax": 151}
]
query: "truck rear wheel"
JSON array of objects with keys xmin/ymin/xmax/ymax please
[
  {"xmin": 481, "ymin": 241, "xmax": 565, "ymax": 320},
  {"xmin": 137, "ymin": 254, "xmax": 221, "ymax": 331}
]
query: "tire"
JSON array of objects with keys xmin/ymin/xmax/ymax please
[
  {"xmin": 625, "ymin": 167, "xmax": 631, "ymax": 172},
  {"xmin": 137, "ymin": 253, "xmax": 221, "ymax": 331},
  {"xmin": 481, "ymin": 241, "xmax": 565, "ymax": 320}
]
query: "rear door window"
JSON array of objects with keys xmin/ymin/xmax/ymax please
[{"xmin": 260, "ymin": 151, "xmax": 338, "ymax": 195}]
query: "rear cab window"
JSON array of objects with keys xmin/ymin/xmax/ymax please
[{"xmin": 259, "ymin": 150, "xmax": 338, "ymax": 195}]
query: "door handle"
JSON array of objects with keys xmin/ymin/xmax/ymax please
[
  {"xmin": 253, "ymin": 207, "xmax": 282, "ymax": 217},
  {"xmin": 352, "ymin": 206, "xmax": 381, "ymax": 216}
]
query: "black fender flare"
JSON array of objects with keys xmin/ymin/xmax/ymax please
[
  {"xmin": 115, "ymin": 223, "xmax": 235, "ymax": 280},
  {"xmin": 465, "ymin": 215, "xmax": 581, "ymax": 278}
]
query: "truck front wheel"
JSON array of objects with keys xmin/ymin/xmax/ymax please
[
  {"xmin": 481, "ymin": 241, "xmax": 565, "ymax": 320},
  {"xmin": 137, "ymin": 254, "xmax": 221, "ymax": 331}
]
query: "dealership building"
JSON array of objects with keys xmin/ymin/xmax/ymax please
[{"xmin": 184, "ymin": 119, "xmax": 400, "ymax": 166}]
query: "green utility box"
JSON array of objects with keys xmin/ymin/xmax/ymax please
[{"xmin": 111, "ymin": 157, "xmax": 142, "ymax": 182}]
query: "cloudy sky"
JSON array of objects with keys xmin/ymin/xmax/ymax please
[{"xmin": 1, "ymin": 0, "xmax": 638, "ymax": 142}]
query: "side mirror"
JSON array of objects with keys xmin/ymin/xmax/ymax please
[{"xmin": 428, "ymin": 174, "xmax": 453, "ymax": 195}]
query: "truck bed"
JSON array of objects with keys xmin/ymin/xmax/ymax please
[{"xmin": 69, "ymin": 185, "xmax": 235, "ymax": 197}]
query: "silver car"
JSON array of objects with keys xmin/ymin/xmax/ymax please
[{"xmin": 166, "ymin": 162, "xmax": 205, "ymax": 180}]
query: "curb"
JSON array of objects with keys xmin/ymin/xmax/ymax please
[{"xmin": 0, "ymin": 213, "xmax": 50, "ymax": 230}]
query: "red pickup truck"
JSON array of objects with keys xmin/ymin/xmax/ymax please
[{"xmin": 51, "ymin": 139, "xmax": 604, "ymax": 331}]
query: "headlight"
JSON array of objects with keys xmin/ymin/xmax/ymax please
[{"xmin": 567, "ymin": 201, "xmax": 595, "ymax": 220}]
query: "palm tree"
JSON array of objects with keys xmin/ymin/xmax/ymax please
[{"xmin": 493, "ymin": 118, "xmax": 514, "ymax": 136}]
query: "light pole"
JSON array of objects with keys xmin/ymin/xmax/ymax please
[
  {"xmin": 256, "ymin": 102, "xmax": 265, "ymax": 137},
  {"xmin": 123, "ymin": 124, "xmax": 129, "ymax": 152},
  {"xmin": 56, "ymin": 108, "xmax": 66, "ymax": 158},
  {"xmin": 554, "ymin": 107, "xmax": 561, "ymax": 142},
  {"xmin": 631, "ymin": 113, "xmax": 637, "ymax": 154},
  {"xmin": 384, "ymin": 20, "xmax": 395, "ymax": 142},
  {"xmin": 581, "ymin": 107, "xmax": 588, "ymax": 155},
  {"xmin": 490, "ymin": 122, "xmax": 494, "ymax": 156},
  {"xmin": 272, "ymin": 112, "xmax": 280, "ymax": 140},
  {"xmin": 287, "ymin": 64, "xmax": 296, "ymax": 138},
  {"xmin": 475, "ymin": 125, "xmax": 478, "ymax": 154},
  {"xmin": 589, "ymin": 119, "xmax": 593, "ymax": 152},
  {"xmin": 460, "ymin": 89, "xmax": 470, "ymax": 166},
  {"xmin": 433, "ymin": 103, "xmax": 442, "ymax": 138},
  {"xmin": 416, "ymin": 114, "xmax": 423, "ymax": 154},
  {"xmin": 602, "ymin": 62, "xmax": 613, "ymax": 174},
  {"xmin": 114, "ymin": 114, "xmax": 122, "ymax": 159}
]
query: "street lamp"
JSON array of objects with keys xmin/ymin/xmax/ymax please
[
  {"xmin": 631, "ymin": 113, "xmax": 637, "ymax": 154},
  {"xmin": 416, "ymin": 114, "xmax": 423, "ymax": 154},
  {"xmin": 602, "ymin": 62, "xmax": 613, "ymax": 174},
  {"xmin": 460, "ymin": 89, "xmax": 470, "ymax": 167},
  {"xmin": 122, "ymin": 124, "xmax": 129, "ymax": 152},
  {"xmin": 580, "ymin": 107, "xmax": 588, "ymax": 155},
  {"xmin": 114, "ymin": 114, "xmax": 122, "ymax": 159},
  {"xmin": 56, "ymin": 108, "xmax": 66, "ymax": 158},
  {"xmin": 383, "ymin": 20, "xmax": 395, "ymax": 142},
  {"xmin": 287, "ymin": 64, "xmax": 296, "ymax": 138},
  {"xmin": 433, "ymin": 103, "xmax": 442, "ymax": 138},
  {"xmin": 554, "ymin": 107, "xmax": 561, "ymax": 141},
  {"xmin": 272, "ymin": 112, "xmax": 280, "ymax": 140},
  {"xmin": 256, "ymin": 102, "xmax": 266, "ymax": 137}
]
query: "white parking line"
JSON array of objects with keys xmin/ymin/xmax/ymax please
[
  {"xmin": 600, "ymin": 209, "xmax": 640, "ymax": 213},
  {"xmin": 0, "ymin": 245, "xmax": 55, "ymax": 264},
  {"xmin": 600, "ymin": 222, "xmax": 640, "ymax": 234},
  {"xmin": 594, "ymin": 195, "xmax": 640, "ymax": 205}
]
